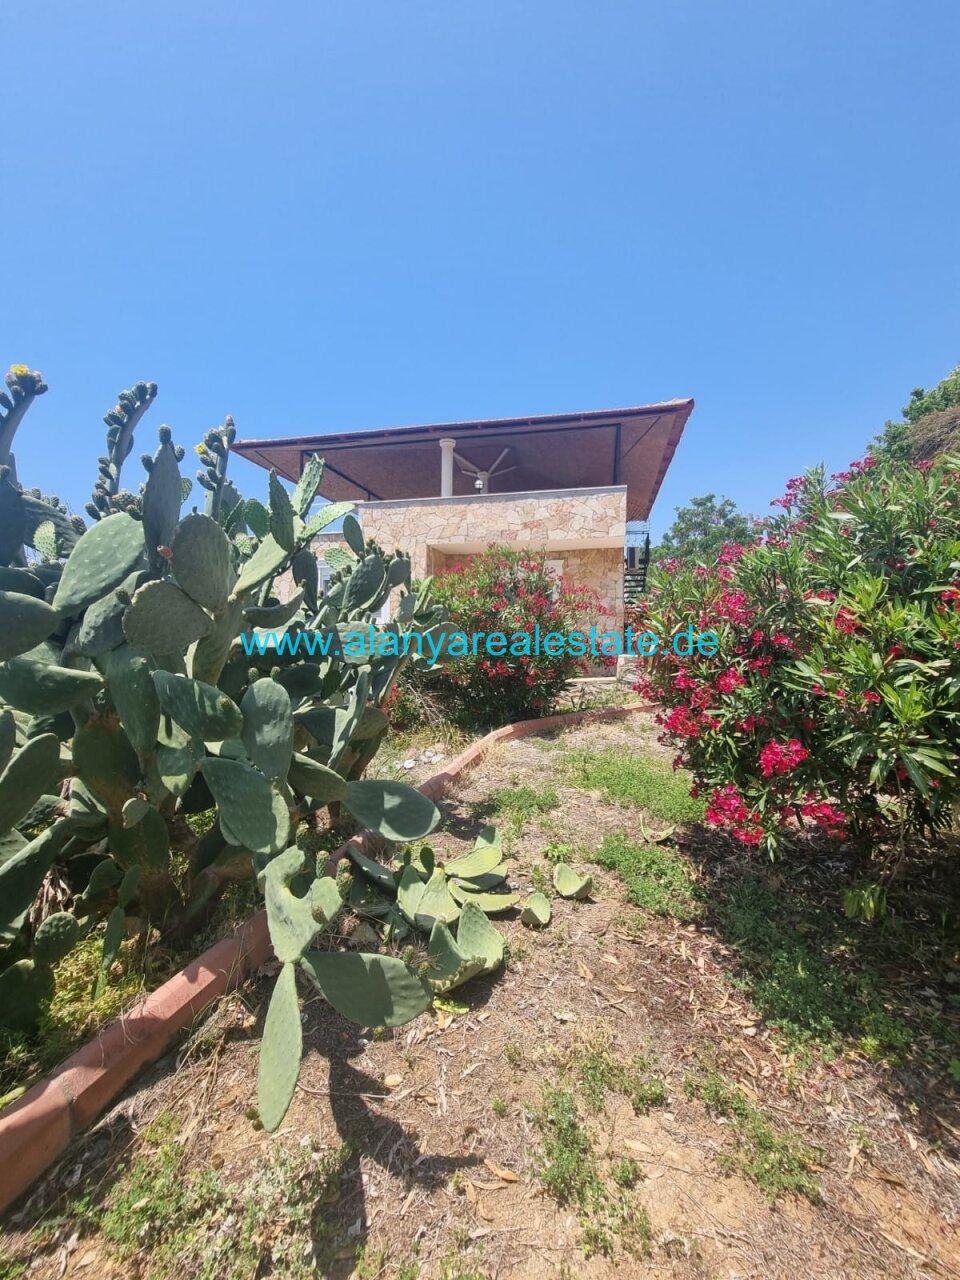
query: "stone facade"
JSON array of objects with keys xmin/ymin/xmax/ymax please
[{"xmin": 306, "ymin": 485, "xmax": 627, "ymax": 630}]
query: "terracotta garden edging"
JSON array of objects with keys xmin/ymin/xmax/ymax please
[{"xmin": 0, "ymin": 700, "xmax": 650, "ymax": 1214}]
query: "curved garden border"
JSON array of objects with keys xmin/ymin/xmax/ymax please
[{"xmin": 0, "ymin": 701, "xmax": 650, "ymax": 1213}]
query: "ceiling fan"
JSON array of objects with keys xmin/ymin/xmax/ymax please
[{"xmin": 454, "ymin": 446, "xmax": 516, "ymax": 493}]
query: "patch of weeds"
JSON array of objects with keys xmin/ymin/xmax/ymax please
[
  {"xmin": 475, "ymin": 784, "xmax": 560, "ymax": 835},
  {"xmin": 0, "ymin": 1255, "xmax": 27, "ymax": 1280},
  {"xmin": 98, "ymin": 1111, "xmax": 225, "ymax": 1267},
  {"xmin": 535, "ymin": 1086, "xmax": 600, "ymax": 1205},
  {"xmin": 438, "ymin": 1259, "xmax": 484, "ymax": 1280},
  {"xmin": 590, "ymin": 834, "xmax": 700, "ymax": 921},
  {"xmin": 491, "ymin": 1094, "xmax": 507, "ymax": 1118},
  {"xmin": 531, "ymin": 864, "xmax": 551, "ymax": 896},
  {"xmin": 543, "ymin": 839, "xmax": 576, "ymax": 864},
  {"xmin": 38, "ymin": 1111, "xmax": 353, "ymax": 1279},
  {"xmin": 2, "ymin": 935, "xmax": 147, "ymax": 1097},
  {"xmin": 534, "ymin": 1086, "xmax": 651, "ymax": 1259},
  {"xmin": 357, "ymin": 1245, "xmax": 419, "ymax": 1279},
  {"xmin": 565, "ymin": 748, "xmax": 704, "ymax": 824},
  {"xmin": 503, "ymin": 1041, "xmax": 523, "ymax": 1068},
  {"xmin": 575, "ymin": 1036, "xmax": 666, "ymax": 1114},
  {"xmin": 685, "ymin": 1072, "xmax": 819, "ymax": 1202},
  {"xmin": 611, "ymin": 1157, "xmax": 643, "ymax": 1189},
  {"xmin": 714, "ymin": 875, "xmax": 920, "ymax": 1062}
]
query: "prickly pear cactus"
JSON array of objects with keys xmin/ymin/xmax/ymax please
[{"xmin": 0, "ymin": 363, "xmax": 452, "ymax": 1110}]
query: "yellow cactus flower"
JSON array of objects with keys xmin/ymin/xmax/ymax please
[{"xmin": 9, "ymin": 364, "xmax": 29, "ymax": 377}]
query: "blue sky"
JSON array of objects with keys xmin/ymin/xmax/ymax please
[{"xmin": 4, "ymin": 0, "xmax": 958, "ymax": 538}]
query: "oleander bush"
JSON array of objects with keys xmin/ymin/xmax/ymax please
[
  {"xmin": 419, "ymin": 546, "xmax": 614, "ymax": 729},
  {"xmin": 636, "ymin": 452, "xmax": 960, "ymax": 862}
]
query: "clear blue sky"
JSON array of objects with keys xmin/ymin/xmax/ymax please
[{"xmin": 4, "ymin": 0, "xmax": 958, "ymax": 538}]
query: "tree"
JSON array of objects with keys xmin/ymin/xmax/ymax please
[
  {"xmin": 874, "ymin": 363, "xmax": 960, "ymax": 461},
  {"xmin": 653, "ymin": 493, "xmax": 754, "ymax": 564}
]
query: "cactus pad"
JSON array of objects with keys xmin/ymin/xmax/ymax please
[
  {"xmin": 0, "ymin": 732, "xmax": 61, "ymax": 835},
  {"xmin": 300, "ymin": 950, "xmax": 432, "ymax": 1028},
  {"xmin": 0, "ymin": 591, "xmax": 60, "ymax": 662},
  {"xmin": 153, "ymin": 670, "xmax": 243, "ymax": 743},
  {"xmin": 520, "ymin": 891, "xmax": 551, "ymax": 927},
  {"xmin": 262, "ymin": 847, "xmax": 341, "ymax": 962},
  {"xmin": 0, "ymin": 959, "xmax": 55, "ymax": 1032},
  {"xmin": 107, "ymin": 804, "xmax": 170, "ymax": 869},
  {"xmin": 171, "ymin": 513, "xmax": 234, "ymax": 611},
  {"xmin": 0, "ymin": 656, "xmax": 103, "ymax": 716},
  {"xmin": 100, "ymin": 645, "xmax": 161, "ymax": 755},
  {"xmin": 287, "ymin": 753, "xmax": 346, "ymax": 805},
  {"xmin": 257, "ymin": 961, "xmax": 303, "ymax": 1132},
  {"xmin": 425, "ymin": 920, "xmax": 485, "ymax": 993},
  {"xmin": 232, "ymin": 533, "xmax": 288, "ymax": 597},
  {"xmin": 456, "ymin": 902, "xmax": 505, "ymax": 971},
  {"xmin": 552, "ymin": 863, "xmax": 593, "ymax": 900},
  {"xmin": 414, "ymin": 867, "xmax": 461, "ymax": 930},
  {"xmin": 141, "ymin": 437, "xmax": 183, "ymax": 561},
  {"xmin": 72, "ymin": 721, "xmax": 140, "ymax": 818},
  {"xmin": 52, "ymin": 513, "xmax": 145, "ymax": 616},
  {"xmin": 201, "ymin": 757, "xmax": 290, "ymax": 854},
  {"xmin": 123, "ymin": 579, "xmax": 214, "ymax": 653},
  {"xmin": 292, "ymin": 453, "xmax": 325, "ymax": 518},
  {"xmin": 341, "ymin": 513, "xmax": 365, "ymax": 557},
  {"xmin": 240, "ymin": 680, "xmax": 294, "ymax": 782},
  {"xmin": 33, "ymin": 912, "xmax": 80, "ymax": 965},
  {"xmin": 268, "ymin": 472, "xmax": 295, "ymax": 552},
  {"xmin": 342, "ymin": 779, "xmax": 440, "ymax": 843}
]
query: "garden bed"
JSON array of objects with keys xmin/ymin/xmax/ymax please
[{"xmin": 2, "ymin": 712, "xmax": 958, "ymax": 1279}]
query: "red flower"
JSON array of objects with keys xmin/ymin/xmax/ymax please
[{"xmin": 759, "ymin": 738, "xmax": 809, "ymax": 778}]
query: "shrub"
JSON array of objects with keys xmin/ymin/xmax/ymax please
[
  {"xmin": 423, "ymin": 546, "xmax": 613, "ymax": 728},
  {"xmin": 636, "ymin": 452, "xmax": 960, "ymax": 857}
]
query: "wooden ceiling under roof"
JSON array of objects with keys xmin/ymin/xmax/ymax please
[{"xmin": 233, "ymin": 399, "xmax": 694, "ymax": 523}]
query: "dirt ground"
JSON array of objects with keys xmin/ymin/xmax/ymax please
[{"xmin": 3, "ymin": 714, "xmax": 959, "ymax": 1280}]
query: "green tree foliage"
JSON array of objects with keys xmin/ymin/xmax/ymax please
[
  {"xmin": 653, "ymin": 494, "xmax": 754, "ymax": 564},
  {"xmin": 874, "ymin": 364, "xmax": 960, "ymax": 461}
]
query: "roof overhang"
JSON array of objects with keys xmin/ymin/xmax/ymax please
[{"xmin": 233, "ymin": 399, "xmax": 694, "ymax": 523}]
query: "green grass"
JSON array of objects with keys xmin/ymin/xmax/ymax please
[
  {"xmin": 714, "ymin": 874, "xmax": 923, "ymax": 1062},
  {"xmin": 590, "ymin": 833, "xmax": 700, "ymax": 921},
  {"xmin": 685, "ymin": 1072, "xmax": 819, "ymax": 1202},
  {"xmin": 564, "ymin": 748, "xmax": 705, "ymax": 824},
  {"xmin": 533, "ymin": 1086, "xmax": 652, "ymax": 1259},
  {"xmin": 475, "ymin": 783, "xmax": 560, "ymax": 835}
]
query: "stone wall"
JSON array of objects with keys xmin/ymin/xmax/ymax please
[
  {"xmin": 355, "ymin": 486, "xmax": 625, "ymax": 582},
  {"xmin": 284, "ymin": 488, "xmax": 626, "ymax": 630}
]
